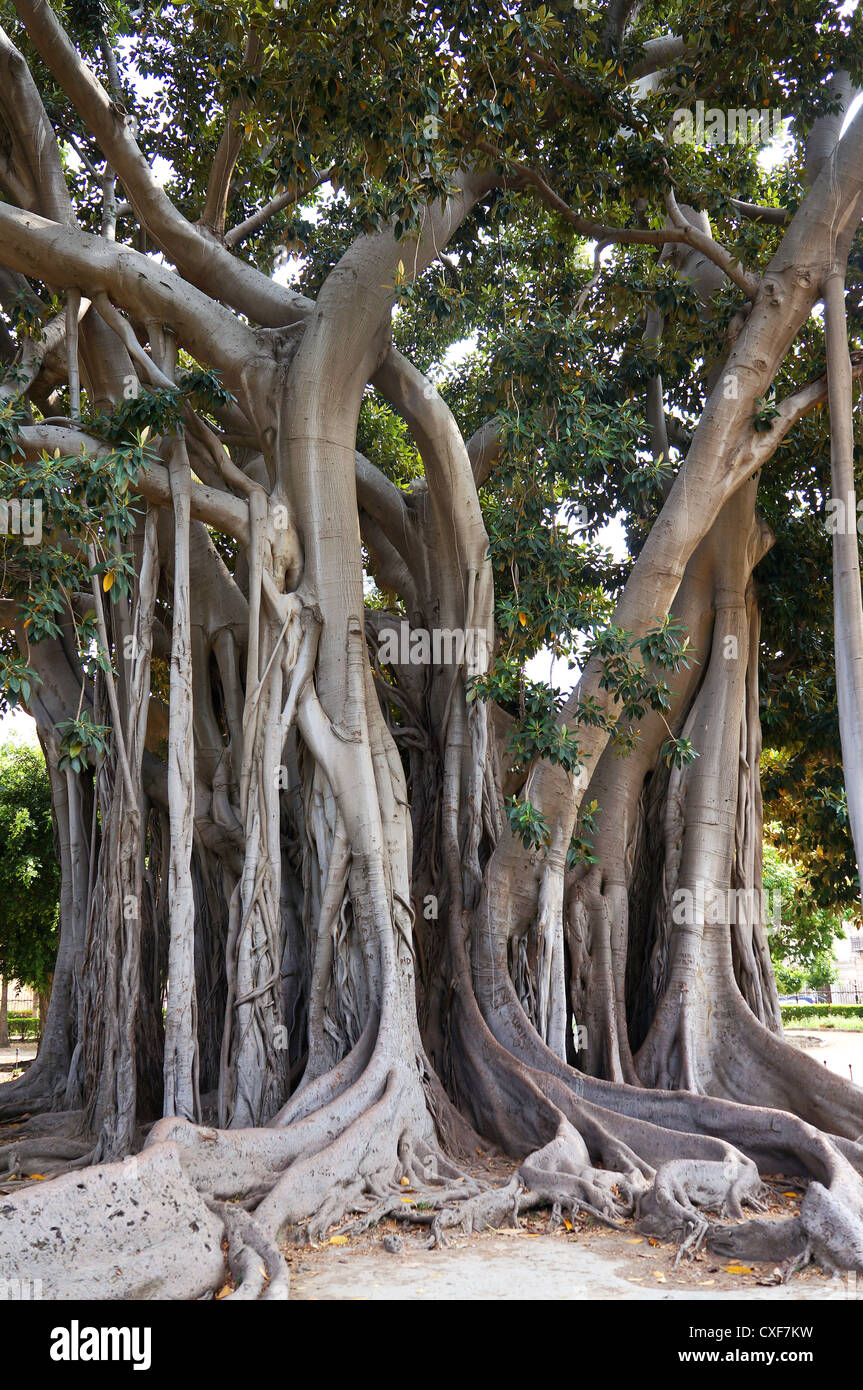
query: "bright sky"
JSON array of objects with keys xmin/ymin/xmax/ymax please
[{"xmin": 0, "ymin": 706, "xmax": 39, "ymax": 744}]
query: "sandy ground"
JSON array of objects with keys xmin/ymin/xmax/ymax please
[
  {"xmin": 0, "ymin": 1042, "xmax": 37, "ymax": 1076},
  {"xmin": 284, "ymin": 1209, "xmax": 855, "ymax": 1302},
  {"xmin": 784, "ymin": 1027, "xmax": 863, "ymax": 1084},
  {"xmin": 4, "ymin": 1030, "xmax": 863, "ymax": 1299}
]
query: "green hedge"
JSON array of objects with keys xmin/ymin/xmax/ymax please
[
  {"xmin": 781, "ymin": 1003, "xmax": 863, "ymax": 1024},
  {"xmin": 4, "ymin": 1014, "xmax": 39, "ymax": 1040}
]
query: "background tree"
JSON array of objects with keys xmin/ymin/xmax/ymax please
[
  {"xmin": 0, "ymin": 742, "xmax": 59, "ymax": 1045},
  {"xmin": 763, "ymin": 838, "xmax": 843, "ymax": 995},
  {"xmin": 1, "ymin": 0, "xmax": 863, "ymax": 1298}
]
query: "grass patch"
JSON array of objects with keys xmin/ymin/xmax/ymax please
[{"xmin": 782, "ymin": 1012, "xmax": 863, "ymax": 1032}]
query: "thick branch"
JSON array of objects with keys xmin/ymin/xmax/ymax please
[
  {"xmin": 13, "ymin": 0, "xmax": 311, "ymax": 327},
  {"xmin": 477, "ymin": 142, "xmax": 760, "ymax": 299},
  {"xmin": 15, "ymin": 424, "xmax": 251, "ymax": 542},
  {"xmin": 0, "ymin": 201, "xmax": 262, "ymax": 386}
]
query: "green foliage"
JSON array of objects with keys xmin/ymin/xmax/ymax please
[
  {"xmin": 781, "ymin": 1004, "xmax": 863, "ymax": 1027},
  {"xmin": 0, "ymin": 743, "xmax": 59, "ymax": 994},
  {"xmin": 567, "ymin": 798, "xmax": 600, "ymax": 870},
  {"xmin": 763, "ymin": 834, "xmax": 846, "ymax": 989},
  {"xmin": 505, "ymin": 795, "xmax": 550, "ymax": 852},
  {"xmin": 1, "ymin": 0, "xmax": 861, "ymax": 917},
  {"xmin": 5, "ymin": 1013, "xmax": 40, "ymax": 1041},
  {"xmin": 0, "ymin": 386, "xmax": 161, "ymax": 722},
  {"xmin": 56, "ymin": 712, "xmax": 113, "ymax": 774},
  {"xmin": 752, "ymin": 396, "xmax": 781, "ymax": 432},
  {"xmin": 774, "ymin": 963, "xmax": 806, "ymax": 995}
]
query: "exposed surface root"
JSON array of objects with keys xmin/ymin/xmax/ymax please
[
  {"xmin": 212, "ymin": 1200, "xmax": 291, "ymax": 1300},
  {"xmin": 518, "ymin": 1122, "xmax": 638, "ymax": 1229},
  {"xmin": 4, "ymin": 981, "xmax": 863, "ymax": 1296},
  {"xmin": 0, "ymin": 1136, "xmax": 93, "ymax": 1179},
  {"xmin": 636, "ymin": 1152, "xmax": 764, "ymax": 1268}
]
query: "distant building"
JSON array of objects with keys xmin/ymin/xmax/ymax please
[{"xmin": 834, "ymin": 927, "xmax": 863, "ymax": 1001}]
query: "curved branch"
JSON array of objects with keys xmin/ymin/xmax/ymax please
[
  {"xmin": 15, "ymin": 424, "xmax": 251, "ymax": 542},
  {"xmin": 466, "ymin": 419, "xmax": 502, "ymax": 487},
  {"xmin": 0, "ymin": 23, "xmax": 71, "ymax": 222},
  {"xmin": 730, "ymin": 200, "xmax": 790, "ymax": 227},
  {"xmin": 354, "ymin": 451, "xmax": 415, "ymax": 564},
  {"xmin": 0, "ymin": 201, "xmax": 262, "ymax": 386},
  {"xmin": 734, "ymin": 352, "xmax": 863, "ymax": 474},
  {"xmin": 13, "ymin": 0, "xmax": 311, "ymax": 327},
  {"xmin": 629, "ymin": 35, "xmax": 692, "ymax": 81},
  {"xmin": 479, "ymin": 141, "xmax": 760, "ymax": 299},
  {"xmin": 360, "ymin": 511, "xmax": 419, "ymax": 612},
  {"xmin": 199, "ymin": 29, "xmax": 262, "ymax": 237}
]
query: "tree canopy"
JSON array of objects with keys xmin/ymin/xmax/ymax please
[{"xmin": 3, "ymin": 0, "xmax": 863, "ymax": 1299}]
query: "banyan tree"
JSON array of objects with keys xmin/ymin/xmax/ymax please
[{"xmin": 1, "ymin": 0, "xmax": 863, "ymax": 1298}]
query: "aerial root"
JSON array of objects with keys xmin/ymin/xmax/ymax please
[{"xmin": 673, "ymin": 1217, "xmax": 708, "ymax": 1269}]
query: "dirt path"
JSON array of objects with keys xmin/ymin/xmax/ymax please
[
  {"xmin": 784, "ymin": 1028, "xmax": 863, "ymax": 1085},
  {"xmin": 285, "ymin": 1220, "xmax": 852, "ymax": 1302},
  {"xmin": 0, "ymin": 1043, "xmax": 37, "ymax": 1078},
  {"xmin": 283, "ymin": 1181, "xmax": 856, "ymax": 1301}
]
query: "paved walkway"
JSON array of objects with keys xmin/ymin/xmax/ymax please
[
  {"xmin": 784, "ymin": 1028, "xmax": 863, "ymax": 1085},
  {"xmin": 0, "ymin": 1042, "xmax": 37, "ymax": 1076},
  {"xmin": 289, "ymin": 1230, "xmax": 855, "ymax": 1301}
]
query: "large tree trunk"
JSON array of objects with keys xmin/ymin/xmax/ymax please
[{"xmin": 4, "ymin": 0, "xmax": 863, "ymax": 1300}]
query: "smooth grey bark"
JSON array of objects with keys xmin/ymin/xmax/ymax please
[
  {"xmin": 4, "ymin": 3, "xmax": 863, "ymax": 1299},
  {"xmin": 824, "ymin": 269, "xmax": 863, "ymax": 910},
  {"xmin": 162, "ymin": 437, "xmax": 200, "ymax": 1122}
]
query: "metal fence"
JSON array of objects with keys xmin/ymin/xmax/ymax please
[
  {"xmin": 827, "ymin": 985, "xmax": 863, "ymax": 1005},
  {"xmin": 780, "ymin": 987, "xmax": 863, "ymax": 1005},
  {"xmin": 9, "ymin": 991, "xmax": 37, "ymax": 1014}
]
